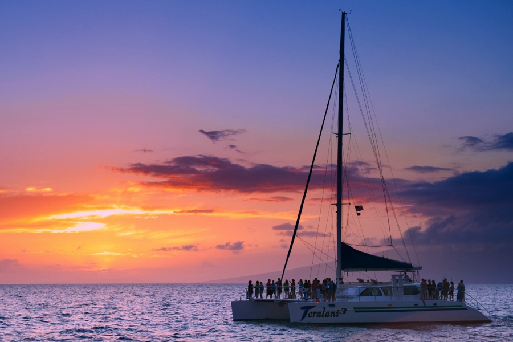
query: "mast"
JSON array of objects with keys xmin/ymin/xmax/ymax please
[{"xmin": 336, "ymin": 11, "xmax": 346, "ymax": 285}]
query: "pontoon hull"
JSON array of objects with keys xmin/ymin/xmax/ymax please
[
  {"xmin": 288, "ymin": 300, "xmax": 491, "ymax": 324},
  {"xmin": 231, "ymin": 299, "xmax": 293, "ymax": 320}
]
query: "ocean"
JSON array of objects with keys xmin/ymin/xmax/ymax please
[{"xmin": 0, "ymin": 284, "xmax": 511, "ymax": 341}]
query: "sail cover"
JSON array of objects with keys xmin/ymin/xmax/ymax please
[{"xmin": 340, "ymin": 242, "xmax": 421, "ymax": 271}]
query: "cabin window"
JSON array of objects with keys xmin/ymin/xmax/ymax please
[
  {"xmin": 359, "ymin": 287, "xmax": 382, "ymax": 296},
  {"xmin": 380, "ymin": 287, "xmax": 393, "ymax": 296},
  {"xmin": 342, "ymin": 287, "xmax": 361, "ymax": 296},
  {"xmin": 378, "ymin": 286, "xmax": 419, "ymax": 295},
  {"xmin": 404, "ymin": 286, "xmax": 420, "ymax": 295}
]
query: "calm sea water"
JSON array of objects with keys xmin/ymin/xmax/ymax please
[{"xmin": 0, "ymin": 284, "xmax": 511, "ymax": 341}]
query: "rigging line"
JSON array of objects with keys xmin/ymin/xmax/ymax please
[
  {"xmin": 318, "ymin": 79, "xmax": 339, "ymax": 278},
  {"xmin": 343, "ymin": 92, "xmax": 390, "ymax": 244},
  {"xmin": 344, "ymin": 58, "xmax": 393, "ymax": 245},
  {"xmin": 345, "ymin": 25, "xmax": 388, "ymax": 210},
  {"xmin": 346, "ymin": 22, "xmax": 411, "ymax": 263},
  {"xmin": 313, "ymin": 78, "xmax": 338, "ymax": 279},
  {"xmin": 348, "ymin": 54, "xmax": 393, "ymax": 246},
  {"xmin": 347, "ymin": 136, "xmax": 390, "ymax": 242},
  {"xmin": 298, "ymin": 237, "xmax": 336, "ymax": 274},
  {"xmin": 346, "ymin": 19, "xmax": 410, "ymax": 263},
  {"xmin": 347, "ymin": 243, "xmax": 391, "ymax": 247},
  {"xmin": 342, "ymin": 142, "xmax": 368, "ymax": 251},
  {"xmin": 297, "ymin": 235, "xmax": 337, "ymax": 262},
  {"xmin": 323, "ymin": 205, "xmax": 336, "ymax": 276},
  {"xmin": 343, "ymin": 110, "xmax": 389, "ymax": 247},
  {"xmin": 359, "ymin": 75, "xmax": 421, "ymax": 267},
  {"xmin": 310, "ymin": 79, "xmax": 338, "ymax": 276},
  {"xmin": 345, "ymin": 32, "xmax": 408, "ymax": 262},
  {"xmin": 281, "ymin": 62, "xmax": 340, "ymax": 281}
]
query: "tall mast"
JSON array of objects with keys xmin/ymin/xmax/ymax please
[{"xmin": 336, "ymin": 11, "xmax": 346, "ymax": 285}]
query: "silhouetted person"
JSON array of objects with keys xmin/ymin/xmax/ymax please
[{"xmin": 247, "ymin": 280, "xmax": 254, "ymax": 299}]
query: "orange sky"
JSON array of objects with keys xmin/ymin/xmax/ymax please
[{"xmin": 2, "ymin": 2, "xmax": 512, "ymax": 284}]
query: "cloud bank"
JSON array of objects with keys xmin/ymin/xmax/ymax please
[
  {"xmin": 215, "ymin": 241, "xmax": 244, "ymax": 253},
  {"xmin": 398, "ymin": 162, "xmax": 513, "ymax": 247},
  {"xmin": 114, "ymin": 155, "xmax": 331, "ymax": 193},
  {"xmin": 459, "ymin": 132, "xmax": 513, "ymax": 152},
  {"xmin": 153, "ymin": 245, "xmax": 199, "ymax": 251},
  {"xmin": 405, "ymin": 165, "xmax": 453, "ymax": 173}
]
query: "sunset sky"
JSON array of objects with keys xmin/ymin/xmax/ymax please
[{"xmin": 1, "ymin": 0, "xmax": 512, "ymax": 284}]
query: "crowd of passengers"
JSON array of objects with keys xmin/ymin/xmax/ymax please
[
  {"xmin": 246, "ymin": 277, "xmax": 467, "ymax": 302},
  {"xmin": 420, "ymin": 278, "xmax": 466, "ymax": 302},
  {"xmin": 246, "ymin": 278, "xmax": 337, "ymax": 301}
]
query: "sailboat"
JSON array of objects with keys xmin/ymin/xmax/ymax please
[{"xmin": 232, "ymin": 12, "xmax": 490, "ymax": 324}]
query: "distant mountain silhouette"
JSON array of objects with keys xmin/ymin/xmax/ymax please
[{"xmin": 207, "ymin": 262, "xmax": 336, "ymax": 283}]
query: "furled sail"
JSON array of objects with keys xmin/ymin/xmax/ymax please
[{"xmin": 340, "ymin": 242, "xmax": 422, "ymax": 272}]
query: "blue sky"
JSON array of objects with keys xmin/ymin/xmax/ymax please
[{"xmin": 0, "ymin": 1, "xmax": 512, "ymax": 283}]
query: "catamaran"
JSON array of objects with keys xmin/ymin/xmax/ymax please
[{"xmin": 232, "ymin": 12, "xmax": 490, "ymax": 324}]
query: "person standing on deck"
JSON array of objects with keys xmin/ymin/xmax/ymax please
[
  {"xmin": 457, "ymin": 280, "xmax": 465, "ymax": 302},
  {"xmin": 284, "ymin": 280, "xmax": 289, "ymax": 298},
  {"xmin": 449, "ymin": 281, "xmax": 455, "ymax": 301},
  {"xmin": 266, "ymin": 279, "xmax": 272, "ymax": 299},
  {"xmin": 291, "ymin": 279, "xmax": 296, "ymax": 299},
  {"xmin": 247, "ymin": 280, "xmax": 254, "ymax": 299},
  {"xmin": 322, "ymin": 279, "xmax": 327, "ymax": 301},
  {"xmin": 327, "ymin": 279, "xmax": 334, "ymax": 302},
  {"xmin": 271, "ymin": 280, "xmax": 277, "ymax": 298},
  {"xmin": 442, "ymin": 279, "xmax": 449, "ymax": 300},
  {"xmin": 420, "ymin": 279, "xmax": 427, "ymax": 300},
  {"xmin": 461, "ymin": 280, "xmax": 465, "ymax": 302},
  {"xmin": 311, "ymin": 280, "xmax": 317, "ymax": 300},
  {"xmin": 254, "ymin": 281, "xmax": 259, "ymax": 298}
]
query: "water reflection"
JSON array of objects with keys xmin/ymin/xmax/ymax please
[{"xmin": 0, "ymin": 284, "xmax": 511, "ymax": 341}]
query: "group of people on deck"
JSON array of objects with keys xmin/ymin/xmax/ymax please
[
  {"xmin": 420, "ymin": 278, "xmax": 465, "ymax": 301},
  {"xmin": 246, "ymin": 278, "xmax": 337, "ymax": 301}
]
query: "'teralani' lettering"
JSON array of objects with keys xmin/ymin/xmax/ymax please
[{"xmin": 300, "ymin": 306, "xmax": 347, "ymax": 321}]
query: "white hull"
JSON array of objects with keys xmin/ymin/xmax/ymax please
[
  {"xmin": 231, "ymin": 299, "xmax": 294, "ymax": 320},
  {"xmin": 288, "ymin": 300, "xmax": 491, "ymax": 324}
]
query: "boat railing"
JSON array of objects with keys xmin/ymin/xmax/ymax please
[
  {"xmin": 464, "ymin": 291, "xmax": 492, "ymax": 316},
  {"xmin": 241, "ymin": 285, "xmax": 337, "ymax": 300}
]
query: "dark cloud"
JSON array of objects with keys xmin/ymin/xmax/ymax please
[
  {"xmin": 133, "ymin": 148, "xmax": 154, "ymax": 153},
  {"xmin": 272, "ymin": 222, "xmax": 331, "ymax": 238},
  {"xmin": 199, "ymin": 129, "xmax": 247, "ymax": 143},
  {"xmin": 401, "ymin": 162, "xmax": 513, "ymax": 214},
  {"xmin": 396, "ymin": 162, "xmax": 513, "ymax": 247},
  {"xmin": 249, "ymin": 196, "xmax": 294, "ymax": 202},
  {"xmin": 153, "ymin": 245, "xmax": 199, "ymax": 251},
  {"xmin": 459, "ymin": 132, "xmax": 513, "ymax": 152},
  {"xmin": 459, "ymin": 136, "xmax": 485, "ymax": 150},
  {"xmin": 215, "ymin": 241, "xmax": 244, "ymax": 253},
  {"xmin": 227, "ymin": 144, "xmax": 244, "ymax": 153},
  {"xmin": 298, "ymin": 231, "xmax": 331, "ymax": 238},
  {"xmin": 272, "ymin": 222, "xmax": 303, "ymax": 231},
  {"xmin": 113, "ymin": 155, "xmax": 333, "ymax": 193},
  {"xmin": 405, "ymin": 165, "xmax": 453, "ymax": 173},
  {"xmin": 493, "ymin": 132, "xmax": 513, "ymax": 150},
  {"xmin": 113, "ymin": 155, "xmax": 399, "ymax": 195}
]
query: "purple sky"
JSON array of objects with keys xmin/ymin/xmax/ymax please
[{"xmin": 1, "ymin": 1, "xmax": 512, "ymax": 283}]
